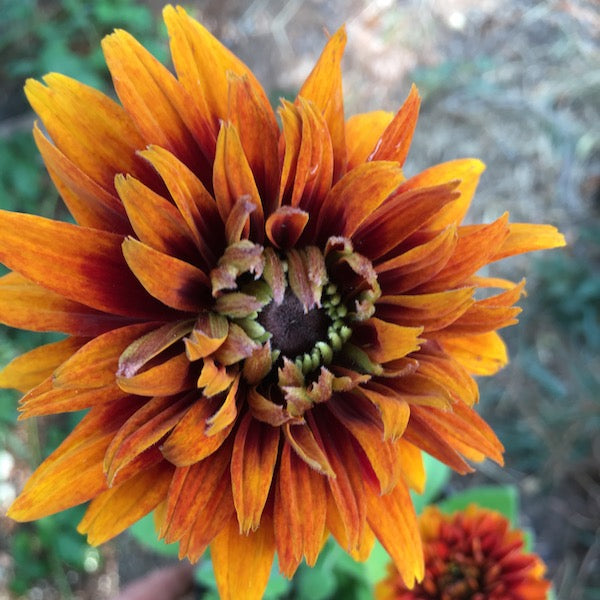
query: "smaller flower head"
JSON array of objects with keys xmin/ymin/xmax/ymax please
[{"xmin": 376, "ymin": 505, "xmax": 551, "ymax": 600}]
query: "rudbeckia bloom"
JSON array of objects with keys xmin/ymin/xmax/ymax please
[
  {"xmin": 375, "ymin": 505, "xmax": 551, "ymax": 599},
  {"xmin": 0, "ymin": 5, "xmax": 564, "ymax": 598}
]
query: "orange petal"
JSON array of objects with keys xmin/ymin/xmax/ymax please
[
  {"xmin": 161, "ymin": 439, "xmax": 233, "ymax": 544},
  {"xmin": 117, "ymin": 351, "xmax": 193, "ymax": 396},
  {"xmin": 78, "ymin": 461, "xmax": 173, "ymax": 545},
  {"xmin": 115, "ymin": 174, "xmax": 198, "ymax": 261},
  {"xmin": 361, "ymin": 381, "xmax": 411, "ymax": 442},
  {"xmin": 433, "ymin": 281, "xmax": 525, "ymax": 337},
  {"xmin": 440, "ymin": 330, "xmax": 509, "ymax": 376},
  {"xmin": 54, "ymin": 322, "xmax": 157, "ymax": 390},
  {"xmin": 197, "ymin": 358, "xmax": 236, "ymax": 397},
  {"xmin": 139, "ymin": 145, "xmax": 224, "ymax": 269},
  {"xmin": 161, "ymin": 396, "xmax": 234, "ymax": 466},
  {"xmin": 163, "ymin": 6, "xmax": 271, "ymax": 143},
  {"xmin": 316, "ymin": 161, "xmax": 403, "ymax": 244},
  {"xmin": 419, "ymin": 214, "xmax": 510, "ymax": 293},
  {"xmin": 274, "ymin": 441, "xmax": 327, "ymax": 576},
  {"xmin": 0, "ymin": 271, "xmax": 132, "ymax": 337},
  {"xmin": 19, "ymin": 383, "xmax": 130, "ymax": 418},
  {"xmin": 33, "ymin": 123, "xmax": 130, "ymax": 233},
  {"xmin": 8, "ymin": 399, "xmax": 144, "ymax": 520},
  {"xmin": 24, "ymin": 74, "xmax": 158, "ymax": 193},
  {"xmin": 122, "ymin": 237, "xmax": 210, "ymax": 312},
  {"xmin": 370, "ymin": 84, "xmax": 420, "ymax": 167},
  {"xmin": 231, "ymin": 413, "xmax": 280, "ymax": 534},
  {"xmin": 298, "ymin": 27, "xmax": 347, "ymax": 181},
  {"xmin": 0, "ymin": 210, "xmax": 167, "ymax": 318},
  {"xmin": 283, "ymin": 422, "xmax": 335, "ymax": 476},
  {"xmin": 206, "ymin": 375, "xmax": 239, "ymax": 436},
  {"xmin": 416, "ymin": 350, "xmax": 480, "ymax": 406},
  {"xmin": 345, "ymin": 110, "xmax": 394, "ymax": 170},
  {"xmin": 395, "ymin": 439, "xmax": 425, "ymax": 494},
  {"xmin": 227, "ymin": 73, "xmax": 280, "ymax": 215},
  {"xmin": 312, "ymin": 415, "xmax": 366, "ymax": 552},
  {"xmin": 400, "ymin": 158, "xmax": 486, "ymax": 228},
  {"xmin": 352, "ymin": 181, "xmax": 460, "ymax": 260},
  {"xmin": 411, "ymin": 401, "xmax": 504, "ymax": 465},
  {"xmin": 104, "ymin": 394, "xmax": 191, "ymax": 484},
  {"xmin": 356, "ymin": 318, "xmax": 423, "ymax": 364},
  {"xmin": 492, "ymin": 223, "xmax": 566, "ymax": 260},
  {"xmin": 102, "ymin": 29, "xmax": 211, "ymax": 180},
  {"xmin": 184, "ymin": 313, "xmax": 229, "ymax": 360},
  {"xmin": 404, "ymin": 411, "xmax": 473, "ymax": 474},
  {"xmin": 328, "ymin": 394, "xmax": 399, "ymax": 494},
  {"xmin": 265, "ymin": 206, "xmax": 309, "ymax": 250},
  {"xmin": 376, "ymin": 287, "xmax": 474, "ymax": 333},
  {"xmin": 376, "ymin": 226, "xmax": 458, "ymax": 294},
  {"xmin": 0, "ymin": 337, "xmax": 85, "ymax": 393},
  {"xmin": 279, "ymin": 99, "xmax": 334, "ymax": 229},
  {"xmin": 211, "ymin": 514, "xmax": 275, "ymax": 600},
  {"xmin": 213, "ymin": 122, "xmax": 264, "ymax": 242},
  {"xmin": 365, "ymin": 478, "xmax": 424, "ymax": 588}
]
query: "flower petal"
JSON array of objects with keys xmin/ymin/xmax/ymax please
[
  {"xmin": 213, "ymin": 122, "xmax": 264, "ymax": 242},
  {"xmin": 139, "ymin": 145, "xmax": 224, "ymax": 269},
  {"xmin": 360, "ymin": 381, "xmax": 411, "ymax": 442},
  {"xmin": 161, "ymin": 395, "xmax": 235, "ymax": 466},
  {"xmin": 265, "ymin": 206, "xmax": 309, "ymax": 250},
  {"xmin": 298, "ymin": 26, "xmax": 347, "ymax": 181},
  {"xmin": 55, "ymin": 322, "xmax": 158, "ymax": 389},
  {"xmin": 0, "ymin": 272, "xmax": 133, "ymax": 336},
  {"xmin": 441, "ymin": 331, "xmax": 509, "ymax": 376},
  {"xmin": 274, "ymin": 441, "xmax": 327, "ymax": 576},
  {"xmin": 227, "ymin": 73, "xmax": 280, "ymax": 215},
  {"xmin": 102, "ymin": 29, "xmax": 212, "ymax": 180},
  {"xmin": 231, "ymin": 413, "xmax": 280, "ymax": 534},
  {"xmin": 122, "ymin": 237, "xmax": 211, "ymax": 312},
  {"xmin": 161, "ymin": 439, "xmax": 233, "ymax": 544},
  {"xmin": 492, "ymin": 223, "xmax": 566, "ymax": 260},
  {"xmin": 163, "ymin": 5, "xmax": 271, "ymax": 144},
  {"xmin": 316, "ymin": 161, "xmax": 403, "ymax": 244},
  {"xmin": 0, "ymin": 211, "xmax": 167, "ymax": 318},
  {"xmin": 33, "ymin": 123, "xmax": 130, "ymax": 233},
  {"xmin": 104, "ymin": 394, "xmax": 191, "ymax": 484},
  {"xmin": 78, "ymin": 461, "xmax": 173, "ymax": 545},
  {"xmin": 355, "ymin": 318, "xmax": 423, "ymax": 364},
  {"xmin": 278, "ymin": 98, "xmax": 334, "ymax": 227},
  {"xmin": 211, "ymin": 514, "xmax": 275, "ymax": 600},
  {"xmin": 401, "ymin": 158, "xmax": 486, "ymax": 229},
  {"xmin": 369, "ymin": 84, "xmax": 420, "ymax": 167},
  {"xmin": 376, "ymin": 226, "xmax": 458, "ymax": 294},
  {"xmin": 0, "ymin": 337, "xmax": 85, "ymax": 393},
  {"xmin": 115, "ymin": 174, "xmax": 199, "ymax": 261},
  {"xmin": 345, "ymin": 110, "xmax": 394, "ymax": 170},
  {"xmin": 352, "ymin": 181, "xmax": 460, "ymax": 260},
  {"xmin": 24, "ymin": 74, "xmax": 158, "ymax": 193},
  {"xmin": 117, "ymin": 351, "xmax": 193, "ymax": 397},
  {"xmin": 283, "ymin": 421, "xmax": 335, "ymax": 476},
  {"xmin": 184, "ymin": 313, "xmax": 229, "ymax": 360},
  {"xmin": 365, "ymin": 478, "xmax": 424, "ymax": 588},
  {"xmin": 418, "ymin": 215, "xmax": 510, "ymax": 293},
  {"xmin": 376, "ymin": 287, "xmax": 474, "ymax": 332},
  {"xmin": 8, "ymin": 399, "xmax": 144, "ymax": 520}
]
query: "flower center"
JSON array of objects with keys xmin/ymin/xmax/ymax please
[{"xmin": 257, "ymin": 288, "xmax": 329, "ymax": 358}]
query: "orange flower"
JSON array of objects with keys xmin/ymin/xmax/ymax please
[
  {"xmin": 0, "ymin": 5, "xmax": 564, "ymax": 599},
  {"xmin": 376, "ymin": 505, "xmax": 551, "ymax": 599}
]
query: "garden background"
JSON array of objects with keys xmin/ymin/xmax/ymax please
[{"xmin": 0, "ymin": 0, "xmax": 598, "ymax": 598}]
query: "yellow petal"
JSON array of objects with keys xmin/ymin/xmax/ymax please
[
  {"xmin": 345, "ymin": 110, "xmax": 394, "ymax": 170},
  {"xmin": 492, "ymin": 223, "xmax": 566, "ymax": 260},
  {"xmin": 211, "ymin": 514, "xmax": 275, "ymax": 600}
]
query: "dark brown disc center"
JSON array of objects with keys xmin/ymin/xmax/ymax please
[{"xmin": 258, "ymin": 289, "xmax": 329, "ymax": 358}]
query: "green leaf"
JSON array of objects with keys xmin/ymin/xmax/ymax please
[
  {"xmin": 410, "ymin": 453, "xmax": 451, "ymax": 514},
  {"xmin": 128, "ymin": 512, "xmax": 180, "ymax": 557},
  {"xmin": 363, "ymin": 540, "xmax": 389, "ymax": 586},
  {"xmin": 436, "ymin": 484, "xmax": 519, "ymax": 525}
]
